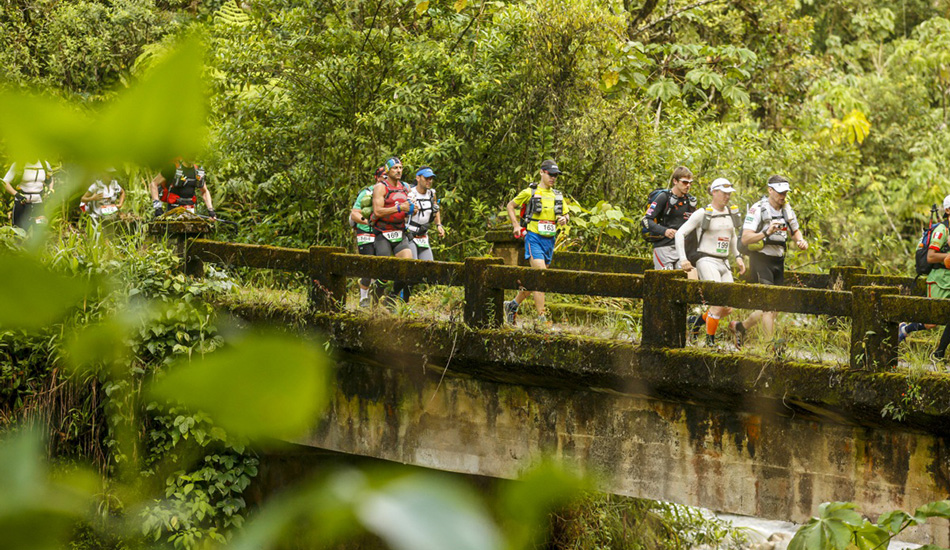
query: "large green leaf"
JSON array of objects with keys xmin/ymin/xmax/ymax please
[
  {"xmin": 0, "ymin": 37, "xmax": 206, "ymax": 168},
  {"xmin": 148, "ymin": 332, "xmax": 330, "ymax": 440},
  {"xmin": 0, "ymin": 431, "xmax": 96, "ymax": 550},
  {"xmin": 0, "ymin": 253, "xmax": 91, "ymax": 331},
  {"xmin": 357, "ymin": 474, "xmax": 503, "ymax": 550}
]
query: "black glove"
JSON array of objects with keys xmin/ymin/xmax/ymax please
[
  {"xmin": 14, "ymin": 192, "xmax": 26, "ymax": 204},
  {"xmin": 152, "ymin": 199, "xmax": 164, "ymax": 218},
  {"xmin": 207, "ymin": 208, "xmax": 216, "ymax": 219}
]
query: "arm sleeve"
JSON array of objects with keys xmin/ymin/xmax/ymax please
[
  {"xmin": 641, "ymin": 192, "xmax": 671, "ymax": 236},
  {"xmin": 675, "ymin": 210, "xmax": 702, "ymax": 261},
  {"xmin": 731, "ymin": 227, "xmax": 739, "ymax": 259}
]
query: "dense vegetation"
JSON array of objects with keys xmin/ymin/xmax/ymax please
[
  {"xmin": 6, "ymin": 0, "xmax": 950, "ymax": 270},
  {"xmin": 3, "ymin": 0, "xmax": 950, "ymax": 549}
]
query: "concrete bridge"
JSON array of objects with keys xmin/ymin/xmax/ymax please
[{"xmin": 189, "ymin": 236, "xmax": 950, "ymax": 544}]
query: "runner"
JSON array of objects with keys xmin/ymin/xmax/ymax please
[
  {"xmin": 406, "ymin": 166, "xmax": 445, "ymax": 261},
  {"xmin": 350, "ymin": 166, "xmax": 385, "ymax": 307},
  {"xmin": 3, "ymin": 160, "xmax": 54, "ymax": 230},
  {"xmin": 675, "ymin": 178, "xmax": 745, "ymax": 347},
  {"xmin": 372, "ymin": 156, "xmax": 415, "ymax": 305}
]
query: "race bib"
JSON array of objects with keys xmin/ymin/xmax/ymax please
[
  {"xmin": 716, "ymin": 237, "xmax": 730, "ymax": 255},
  {"xmin": 413, "ymin": 234, "xmax": 430, "ymax": 248},
  {"xmin": 100, "ymin": 204, "xmax": 118, "ymax": 216},
  {"xmin": 537, "ymin": 221, "xmax": 557, "ymax": 237},
  {"xmin": 356, "ymin": 233, "xmax": 375, "ymax": 245},
  {"xmin": 382, "ymin": 230, "xmax": 403, "ymax": 243}
]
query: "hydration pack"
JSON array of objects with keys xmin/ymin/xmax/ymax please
[
  {"xmin": 641, "ymin": 188, "xmax": 696, "ymax": 242},
  {"xmin": 916, "ymin": 206, "xmax": 948, "ymax": 276},
  {"xmin": 519, "ymin": 183, "xmax": 564, "ymax": 226},
  {"xmin": 737, "ymin": 198, "xmax": 791, "ymax": 256}
]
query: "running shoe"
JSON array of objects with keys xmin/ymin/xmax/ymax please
[
  {"xmin": 687, "ymin": 315, "xmax": 703, "ymax": 342},
  {"xmin": 898, "ymin": 322, "xmax": 909, "ymax": 344},
  {"xmin": 504, "ymin": 300, "xmax": 519, "ymax": 324},
  {"xmin": 359, "ymin": 297, "xmax": 371, "ymax": 308},
  {"xmin": 728, "ymin": 321, "xmax": 746, "ymax": 349},
  {"xmin": 535, "ymin": 314, "xmax": 552, "ymax": 329},
  {"xmin": 705, "ymin": 334, "xmax": 716, "ymax": 348}
]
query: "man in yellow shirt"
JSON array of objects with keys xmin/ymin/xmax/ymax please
[{"xmin": 504, "ymin": 159, "xmax": 569, "ymax": 326}]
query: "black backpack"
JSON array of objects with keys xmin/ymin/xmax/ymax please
[
  {"xmin": 915, "ymin": 205, "xmax": 947, "ymax": 276},
  {"xmin": 641, "ymin": 188, "xmax": 695, "ymax": 242}
]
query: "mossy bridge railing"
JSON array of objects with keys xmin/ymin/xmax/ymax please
[{"xmin": 186, "ymin": 238, "xmax": 949, "ymax": 372}]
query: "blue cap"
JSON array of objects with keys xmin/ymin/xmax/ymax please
[{"xmin": 416, "ymin": 167, "xmax": 436, "ymax": 178}]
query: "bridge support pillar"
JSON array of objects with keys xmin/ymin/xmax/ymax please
[
  {"xmin": 642, "ymin": 270, "xmax": 686, "ymax": 348},
  {"xmin": 829, "ymin": 265, "xmax": 867, "ymax": 291},
  {"xmin": 184, "ymin": 237, "xmax": 204, "ymax": 278},
  {"xmin": 309, "ymin": 246, "xmax": 347, "ymax": 313},
  {"xmin": 463, "ymin": 257, "xmax": 504, "ymax": 328},
  {"xmin": 851, "ymin": 285, "xmax": 899, "ymax": 371}
]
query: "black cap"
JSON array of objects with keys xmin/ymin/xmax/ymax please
[{"xmin": 540, "ymin": 159, "xmax": 561, "ymax": 175}]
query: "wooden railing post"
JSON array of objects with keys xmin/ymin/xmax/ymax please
[
  {"xmin": 463, "ymin": 257, "xmax": 504, "ymax": 328},
  {"xmin": 829, "ymin": 265, "xmax": 867, "ymax": 291},
  {"xmin": 309, "ymin": 246, "xmax": 347, "ymax": 313},
  {"xmin": 641, "ymin": 270, "xmax": 686, "ymax": 348},
  {"xmin": 850, "ymin": 285, "xmax": 899, "ymax": 371}
]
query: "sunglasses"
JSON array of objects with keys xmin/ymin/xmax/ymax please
[
  {"xmin": 679, "ymin": 179, "xmax": 693, "ymax": 184},
  {"xmin": 545, "ymin": 171, "xmax": 560, "ymax": 178}
]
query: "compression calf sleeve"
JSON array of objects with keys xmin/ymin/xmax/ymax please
[{"xmin": 706, "ymin": 316, "xmax": 720, "ymax": 336}]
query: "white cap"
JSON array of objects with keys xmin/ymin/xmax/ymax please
[
  {"xmin": 709, "ymin": 178, "xmax": 735, "ymax": 193},
  {"xmin": 942, "ymin": 195, "xmax": 950, "ymax": 210},
  {"xmin": 768, "ymin": 180, "xmax": 791, "ymax": 193}
]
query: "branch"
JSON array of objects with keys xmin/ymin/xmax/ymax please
[{"xmin": 630, "ymin": 0, "xmax": 724, "ymax": 38}]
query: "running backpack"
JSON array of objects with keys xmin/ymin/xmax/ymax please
[
  {"xmin": 915, "ymin": 208, "xmax": 948, "ymax": 276},
  {"xmin": 641, "ymin": 189, "xmax": 673, "ymax": 243}
]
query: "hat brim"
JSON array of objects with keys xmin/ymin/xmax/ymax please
[
  {"xmin": 543, "ymin": 169, "xmax": 561, "ymax": 175},
  {"xmin": 768, "ymin": 183, "xmax": 790, "ymax": 193}
]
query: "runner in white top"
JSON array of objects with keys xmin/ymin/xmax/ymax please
[
  {"xmin": 81, "ymin": 169, "xmax": 126, "ymax": 220},
  {"xmin": 675, "ymin": 178, "xmax": 746, "ymax": 347},
  {"xmin": 406, "ymin": 166, "xmax": 444, "ymax": 262},
  {"xmin": 3, "ymin": 160, "xmax": 54, "ymax": 229}
]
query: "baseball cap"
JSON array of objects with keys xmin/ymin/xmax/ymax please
[
  {"xmin": 942, "ymin": 195, "xmax": 950, "ymax": 210},
  {"xmin": 709, "ymin": 178, "xmax": 735, "ymax": 193},
  {"xmin": 540, "ymin": 159, "xmax": 561, "ymax": 175},
  {"xmin": 767, "ymin": 176, "xmax": 790, "ymax": 194},
  {"xmin": 416, "ymin": 167, "xmax": 436, "ymax": 178}
]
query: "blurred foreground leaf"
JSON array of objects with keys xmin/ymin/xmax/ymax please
[
  {"xmin": 0, "ymin": 253, "xmax": 91, "ymax": 330},
  {"xmin": 0, "ymin": 36, "xmax": 206, "ymax": 168},
  {"xmin": 0, "ymin": 431, "xmax": 97, "ymax": 550},
  {"xmin": 498, "ymin": 461, "xmax": 590, "ymax": 549},
  {"xmin": 147, "ymin": 332, "xmax": 330, "ymax": 440},
  {"xmin": 358, "ymin": 473, "xmax": 503, "ymax": 550}
]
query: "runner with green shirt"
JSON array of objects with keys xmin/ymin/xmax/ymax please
[
  {"xmin": 924, "ymin": 195, "xmax": 950, "ymax": 362},
  {"xmin": 350, "ymin": 166, "xmax": 386, "ymax": 307},
  {"xmin": 503, "ymin": 159, "xmax": 569, "ymax": 327}
]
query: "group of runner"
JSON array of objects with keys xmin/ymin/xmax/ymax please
[
  {"xmin": 347, "ymin": 157, "xmax": 443, "ymax": 308},
  {"xmin": 641, "ymin": 167, "xmax": 808, "ymax": 348},
  {"xmin": 2, "ymin": 158, "xmax": 214, "ymax": 230}
]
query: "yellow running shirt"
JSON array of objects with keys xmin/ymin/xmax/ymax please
[{"xmin": 513, "ymin": 186, "xmax": 560, "ymax": 236}]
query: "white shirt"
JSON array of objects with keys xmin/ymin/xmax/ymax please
[
  {"xmin": 742, "ymin": 198, "xmax": 800, "ymax": 257},
  {"xmin": 85, "ymin": 179, "xmax": 123, "ymax": 218},
  {"xmin": 406, "ymin": 186, "xmax": 437, "ymax": 232},
  {"xmin": 675, "ymin": 204, "xmax": 739, "ymax": 262},
  {"xmin": 3, "ymin": 161, "xmax": 52, "ymax": 202}
]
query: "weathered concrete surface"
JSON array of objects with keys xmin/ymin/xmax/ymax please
[
  {"xmin": 310, "ymin": 355, "xmax": 950, "ymax": 544},
  {"xmin": 218, "ymin": 302, "xmax": 950, "ymax": 544}
]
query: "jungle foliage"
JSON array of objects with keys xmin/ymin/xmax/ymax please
[{"xmin": 3, "ymin": 0, "xmax": 950, "ymax": 549}]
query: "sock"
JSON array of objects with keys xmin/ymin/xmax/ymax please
[
  {"xmin": 702, "ymin": 312, "xmax": 708, "ymax": 322},
  {"xmin": 360, "ymin": 288, "xmax": 369, "ymax": 300},
  {"xmin": 935, "ymin": 325, "xmax": 950, "ymax": 358},
  {"xmin": 706, "ymin": 316, "xmax": 720, "ymax": 336}
]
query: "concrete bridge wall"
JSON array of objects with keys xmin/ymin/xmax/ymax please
[{"xmin": 227, "ymin": 310, "xmax": 950, "ymax": 545}]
